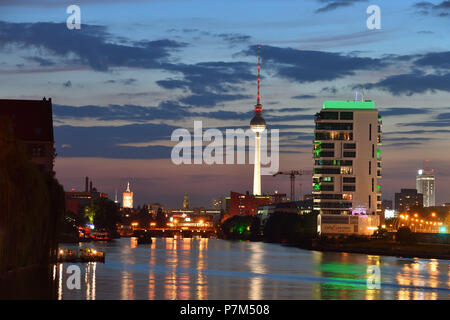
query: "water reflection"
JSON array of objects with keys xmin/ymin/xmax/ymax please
[{"xmin": 51, "ymin": 238, "xmax": 450, "ymax": 300}]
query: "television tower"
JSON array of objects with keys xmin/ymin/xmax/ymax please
[{"xmin": 250, "ymin": 45, "xmax": 266, "ymax": 195}]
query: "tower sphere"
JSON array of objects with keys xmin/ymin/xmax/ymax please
[{"xmin": 250, "ymin": 113, "xmax": 266, "ymax": 132}]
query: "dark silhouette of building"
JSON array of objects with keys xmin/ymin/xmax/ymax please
[
  {"xmin": 65, "ymin": 177, "xmax": 107, "ymax": 215},
  {"xmin": 395, "ymin": 189, "xmax": 423, "ymax": 212},
  {"xmin": 0, "ymin": 98, "xmax": 54, "ymax": 173},
  {"xmin": 228, "ymin": 191, "xmax": 272, "ymax": 217},
  {"xmin": 382, "ymin": 199, "xmax": 393, "ymax": 210}
]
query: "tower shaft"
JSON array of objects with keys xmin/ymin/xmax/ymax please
[{"xmin": 253, "ymin": 133, "xmax": 261, "ymax": 195}]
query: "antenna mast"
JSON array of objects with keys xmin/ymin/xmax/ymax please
[{"xmin": 257, "ymin": 45, "xmax": 261, "ymax": 106}]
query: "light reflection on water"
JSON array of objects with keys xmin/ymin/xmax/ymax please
[{"xmin": 57, "ymin": 238, "xmax": 450, "ymax": 300}]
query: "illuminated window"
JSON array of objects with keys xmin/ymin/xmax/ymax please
[
  {"xmin": 342, "ymin": 193, "xmax": 353, "ymax": 200},
  {"xmin": 340, "ymin": 166, "xmax": 353, "ymax": 174}
]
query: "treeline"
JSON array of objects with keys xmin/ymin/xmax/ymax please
[
  {"xmin": 219, "ymin": 211, "xmax": 318, "ymax": 245},
  {"xmin": 0, "ymin": 118, "xmax": 65, "ymax": 275}
]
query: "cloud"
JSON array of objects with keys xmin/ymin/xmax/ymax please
[
  {"xmin": 53, "ymin": 103, "xmax": 316, "ymax": 124},
  {"xmin": 105, "ymin": 78, "xmax": 138, "ymax": 86},
  {"xmin": 55, "ymin": 123, "xmax": 176, "ymax": 159},
  {"xmin": 156, "ymin": 61, "xmax": 255, "ymax": 106},
  {"xmin": 242, "ymin": 45, "xmax": 386, "ymax": 83},
  {"xmin": 267, "ymin": 107, "xmax": 310, "ymax": 113},
  {"xmin": 0, "ymin": 21, "xmax": 186, "ymax": 72},
  {"xmin": 216, "ymin": 33, "xmax": 252, "ymax": 44},
  {"xmin": 379, "ymin": 107, "xmax": 432, "ymax": 117},
  {"xmin": 62, "ymin": 80, "xmax": 72, "ymax": 88},
  {"xmin": 398, "ymin": 110, "xmax": 450, "ymax": 127},
  {"xmin": 413, "ymin": 1, "xmax": 450, "ymax": 17},
  {"xmin": 414, "ymin": 51, "xmax": 450, "ymax": 70},
  {"xmin": 292, "ymin": 94, "xmax": 316, "ymax": 100},
  {"xmin": 321, "ymin": 86, "xmax": 338, "ymax": 94},
  {"xmin": 385, "ymin": 129, "xmax": 450, "ymax": 135},
  {"xmin": 179, "ymin": 93, "xmax": 250, "ymax": 107},
  {"xmin": 0, "ymin": 21, "xmax": 256, "ymax": 107},
  {"xmin": 24, "ymin": 56, "xmax": 56, "ymax": 67},
  {"xmin": 358, "ymin": 71, "xmax": 450, "ymax": 95},
  {"xmin": 315, "ymin": 0, "xmax": 368, "ymax": 13}
]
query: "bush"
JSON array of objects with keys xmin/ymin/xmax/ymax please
[
  {"xmin": 263, "ymin": 211, "xmax": 317, "ymax": 244},
  {"xmin": 396, "ymin": 226, "xmax": 416, "ymax": 243},
  {"xmin": 372, "ymin": 227, "xmax": 389, "ymax": 239},
  {"xmin": 220, "ymin": 215, "xmax": 260, "ymax": 240}
]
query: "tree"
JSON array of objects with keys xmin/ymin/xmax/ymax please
[
  {"xmin": 372, "ymin": 226, "xmax": 389, "ymax": 239},
  {"xmin": 156, "ymin": 208, "xmax": 166, "ymax": 228},
  {"xmin": 263, "ymin": 211, "xmax": 317, "ymax": 244},
  {"xmin": 0, "ymin": 117, "xmax": 64, "ymax": 274},
  {"xmin": 85, "ymin": 197, "xmax": 120, "ymax": 236},
  {"xmin": 396, "ymin": 226, "xmax": 416, "ymax": 243}
]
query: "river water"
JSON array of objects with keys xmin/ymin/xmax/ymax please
[{"xmin": 55, "ymin": 237, "xmax": 450, "ymax": 300}]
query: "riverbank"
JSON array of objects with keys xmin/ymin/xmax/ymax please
[{"xmin": 290, "ymin": 239, "xmax": 450, "ymax": 260}]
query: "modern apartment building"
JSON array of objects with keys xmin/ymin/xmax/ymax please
[
  {"xmin": 313, "ymin": 100, "xmax": 382, "ymax": 235},
  {"xmin": 395, "ymin": 188, "xmax": 423, "ymax": 212}
]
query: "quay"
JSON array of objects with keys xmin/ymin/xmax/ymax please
[{"xmin": 58, "ymin": 248, "xmax": 105, "ymax": 263}]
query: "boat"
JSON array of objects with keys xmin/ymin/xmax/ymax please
[{"xmin": 92, "ymin": 231, "xmax": 112, "ymax": 242}]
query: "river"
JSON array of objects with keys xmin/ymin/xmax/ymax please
[{"xmin": 50, "ymin": 237, "xmax": 450, "ymax": 300}]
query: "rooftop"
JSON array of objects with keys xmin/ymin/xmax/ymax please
[
  {"xmin": 323, "ymin": 100, "xmax": 375, "ymax": 110},
  {"xmin": 0, "ymin": 98, "xmax": 54, "ymax": 141}
]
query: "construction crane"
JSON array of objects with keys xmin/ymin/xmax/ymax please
[{"xmin": 273, "ymin": 170, "xmax": 311, "ymax": 201}]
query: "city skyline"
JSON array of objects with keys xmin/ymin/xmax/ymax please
[{"xmin": 0, "ymin": 1, "xmax": 450, "ymax": 207}]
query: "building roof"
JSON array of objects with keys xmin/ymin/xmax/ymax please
[
  {"xmin": 0, "ymin": 98, "xmax": 54, "ymax": 142},
  {"xmin": 323, "ymin": 100, "xmax": 375, "ymax": 110}
]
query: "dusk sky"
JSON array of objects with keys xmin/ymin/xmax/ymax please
[{"xmin": 1, "ymin": 0, "xmax": 449, "ymax": 208}]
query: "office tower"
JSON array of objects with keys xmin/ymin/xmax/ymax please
[
  {"xmin": 183, "ymin": 192, "xmax": 189, "ymax": 209},
  {"xmin": 122, "ymin": 182, "xmax": 133, "ymax": 209},
  {"xmin": 250, "ymin": 45, "xmax": 266, "ymax": 195},
  {"xmin": 416, "ymin": 165, "xmax": 435, "ymax": 207},
  {"xmin": 313, "ymin": 100, "xmax": 382, "ymax": 235}
]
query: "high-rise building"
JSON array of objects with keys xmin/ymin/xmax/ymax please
[
  {"xmin": 395, "ymin": 188, "xmax": 423, "ymax": 212},
  {"xmin": 122, "ymin": 182, "xmax": 133, "ymax": 209},
  {"xmin": 416, "ymin": 165, "xmax": 435, "ymax": 207},
  {"xmin": 183, "ymin": 192, "xmax": 189, "ymax": 209},
  {"xmin": 313, "ymin": 100, "xmax": 382, "ymax": 235},
  {"xmin": 250, "ymin": 45, "xmax": 266, "ymax": 196}
]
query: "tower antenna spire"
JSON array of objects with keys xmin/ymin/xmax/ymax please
[{"xmin": 257, "ymin": 45, "xmax": 261, "ymax": 106}]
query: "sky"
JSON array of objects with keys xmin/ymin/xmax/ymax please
[{"xmin": 0, "ymin": 0, "xmax": 449, "ymax": 208}]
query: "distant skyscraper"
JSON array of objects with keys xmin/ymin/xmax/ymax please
[
  {"xmin": 416, "ymin": 163, "xmax": 435, "ymax": 207},
  {"xmin": 183, "ymin": 192, "xmax": 189, "ymax": 209},
  {"xmin": 250, "ymin": 45, "xmax": 266, "ymax": 196},
  {"xmin": 122, "ymin": 182, "xmax": 133, "ymax": 208}
]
